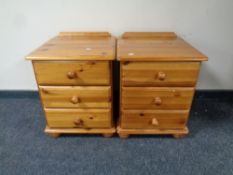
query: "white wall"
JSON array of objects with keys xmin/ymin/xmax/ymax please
[{"xmin": 0, "ymin": 0, "xmax": 233, "ymax": 90}]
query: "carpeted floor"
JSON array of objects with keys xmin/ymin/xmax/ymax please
[{"xmin": 0, "ymin": 91, "xmax": 233, "ymax": 175}]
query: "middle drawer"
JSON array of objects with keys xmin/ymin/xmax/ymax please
[
  {"xmin": 40, "ymin": 86, "xmax": 111, "ymax": 108},
  {"xmin": 122, "ymin": 87, "xmax": 194, "ymax": 110}
]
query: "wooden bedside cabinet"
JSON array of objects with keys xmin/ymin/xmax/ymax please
[
  {"xmin": 26, "ymin": 32, "xmax": 116, "ymax": 138},
  {"xmin": 117, "ymin": 32, "xmax": 208, "ymax": 138}
]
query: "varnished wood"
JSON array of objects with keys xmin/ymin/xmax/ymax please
[
  {"xmin": 46, "ymin": 133, "xmax": 61, "ymax": 138},
  {"xmin": 122, "ymin": 87, "xmax": 195, "ymax": 110},
  {"xmin": 59, "ymin": 32, "xmax": 111, "ymax": 38},
  {"xmin": 173, "ymin": 133, "xmax": 187, "ymax": 139},
  {"xmin": 122, "ymin": 62, "xmax": 200, "ymax": 87},
  {"xmin": 102, "ymin": 133, "xmax": 114, "ymax": 138},
  {"xmin": 39, "ymin": 86, "xmax": 111, "ymax": 108},
  {"xmin": 33, "ymin": 61, "xmax": 110, "ymax": 85},
  {"xmin": 117, "ymin": 32, "xmax": 207, "ymax": 61},
  {"xmin": 122, "ymin": 32, "xmax": 177, "ymax": 39},
  {"xmin": 118, "ymin": 133, "xmax": 129, "ymax": 139},
  {"xmin": 120, "ymin": 110, "xmax": 189, "ymax": 129},
  {"xmin": 45, "ymin": 126, "xmax": 116, "ymax": 138},
  {"xmin": 44, "ymin": 108, "xmax": 111, "ymax": 128},
  {"xmin": 117, "ymin": 125, "xmax": 189, "ymax": 138},
  {"xmin": 26, "ymin": 32, "xmax": 115, "ymax": 137},
  {"xmin": 118, "ymin": 32, "xmax": 207, "ymax": 138},
  {"xmin": 26, "ymin": 32, "xmax": 115, "ymax": 61}
]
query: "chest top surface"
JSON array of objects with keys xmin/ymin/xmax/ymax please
[
  {"xmin": 26, "ymin": 32, "xmax": 116, "ymax": 61},
  {"xmin": 117, "ymin": 32, "xmax": 208, "ymax": 61}
]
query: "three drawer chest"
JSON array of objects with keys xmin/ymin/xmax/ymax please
[
  {"xmin": 26, "ymin": 32, "xmax": 116, "ymax": 138},
  {"xmin": 117, "ymin": 32, "xmax": 208, "ymax": 138}
]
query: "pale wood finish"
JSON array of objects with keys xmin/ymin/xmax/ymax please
[
  {"xmin": 46, "ymin": 133, "xmax": 60, "ymax": 138},
  {"xmin": 45, "ymin": 126, "xmax": 116, "ymax": 138},
  {"xmin": 122, "ymin": 87, "xmax": 194, "ymax": 110},
  {"xmin": 117, "ymin": 32, "xmax": 207, "ymax": 138},
  {"xmin": 122, "ymin": 32, "xmax": 177, "ymax": 39},
  {"xmin": 59, "ymin": 32, "xmax": 111, "ymax": 38},
  {"xmin": 45, "ymin": 108, "xmax": 111, "ymax": 128},
  {"xmin": 118, "ymin": 133, "xmax": 129, "ymax": 139},
  {"xmin": 26, "ymin": 32, "xmax": 115, "ymax": 61},
  {"xmin": 120, "ymin": 110, "xmax": 189, "ymax": 129},
  {"xmin": 173, "ymin": 134, "xmax": 187, "ymax": 139},
  {"xmin": 33, "ymin": 61, "xmax": 110, "ymax": 85},
  {"xmin": 117, "ymin": 32, "xmax": 207, "ymax": 61},
  {"xmin": 122, "ymin": 62, "xmax": 200, "ymax": 87},
  {"xmin": 117, "ymin": 125, "xmax": 189, "ymax": 138},
  {"xmin": 26, "ymin": 32, "xmax": 115, "ymax": 137},
  {"xmin": 39, "ymin": 86, "xmax": 111, "ymax": 108}
]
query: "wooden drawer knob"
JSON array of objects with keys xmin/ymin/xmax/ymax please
[
  {"xmin": 67, "ymin": 71, "xmax": 77, "ymax": 79},
  {"xmin": 154, "ymin": 97, "xmax": 162, "ymax": 106},
  {"xmin": 157, "ymin": 72, "xmax": 166, "ymax": 81},
  {"xmin": 70, "ymin": 96, "xmax": 80, "ymax": 104},
  {"xmin": 74, "ymin": 118, "xmax": 83, "ymax": 126},
  {"xmin": 152, "ymin": 118, "xmax": 159, "ymax": 126}
]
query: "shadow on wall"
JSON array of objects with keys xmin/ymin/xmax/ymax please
[{"xmin": 197, "ymin": 62, "xmax": 221, "ymax": 89}]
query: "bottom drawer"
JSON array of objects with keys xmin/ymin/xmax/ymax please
[
  {"xmin": 45, "ymin": 108, "xmax": 111, "ymax": 128},
  {"xmin": 121, "ymin": 110, "xmax": 189, "ymax": 129}
]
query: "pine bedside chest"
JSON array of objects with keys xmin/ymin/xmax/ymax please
[
  {"xmin": 26, "ymin": 32, "xmax": 116, "ymax": 138},
  {"xmin": 117, "ymin": 32, "xmax": 208, "ymax": 139}
]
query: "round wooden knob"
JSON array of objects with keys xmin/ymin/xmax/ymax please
[
  {"xmin": 74, "ymin": 118, "xmax": 83, "ymax": 126},
  {"xmin": 154, "ymin": 97, "xmax": 162, "ymax": 106},
  {"xmin": 152, "ymin": 118, "xmax": 159, "ymax": 126},
  {"xmin": 67, "ymin": 71, "xmax": 77, "ymax": 79},
  {"xmin": 70, "ymin": 96, "xmax": 80, "ymax": 104},
  {"xmin": 157, "ymin": 72, "xmax": 166, "ymax": 81}
]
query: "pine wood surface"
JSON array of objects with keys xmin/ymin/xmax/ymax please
[
  {"xmin": 117, "ymin": 125, "xmax": 189, "ymax": 139},
  {"xmin": 44, "ymin": 108, "xmax": 111, "ymax": 128},
  {"xmin": 121, "ymin": 62, "xmax": 200, "ymax": 87},
  {"xmin": 120, "ymin": 110, "xmax": 189, "ymax": 129},
  {"xmin": 45, "ymin": 126, "xmax": 116, "ymax": 138},
  {"xmin": 122, "ymin": 87, "xmax": 195, "ymax": 110},
  {"xmin": 117, "ymin": 32, "xmax": 208, "ymax": 138},
  {"xmin": 33, "ymin": 61, "xmax": 110, "ymax": 86},
  {"xmin": 117, "ymin": 32, "xmax": 207, "ymax": 61},
  {"xmin": 26, "ymin": 32, "xmax": 115, "ymax": 137},
  {"xmin": 39, "ymin": 86, "xmax": 111, "ymax": 108},
  {"xmin": 26, "ymin": 32, "xmax": 115, "ymax": 61}
]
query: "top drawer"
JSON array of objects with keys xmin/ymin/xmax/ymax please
[
  {"xmin": 121, "ymin": 62, "xmax": 200, "ymax": 87},
  {"xmin": 33, "ymin": 61, "xmax": 110, "ymax": 86}
]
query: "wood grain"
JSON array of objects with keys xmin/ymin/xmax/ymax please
[
  {"xmin": 122, "ymin": 87, "xmax": 195, "ymax": 110},
  {"xmin": 26, "ymin": 32, "xmax": 115, "ymax": 61},
  {"xmin": 122, "ymin": 32, "xmax": 177, "ymax": 39},
  {"xmin": 117, "ymin": 125, "xmax": 189, "ymax": 138},
  {"xmin": 117, "ymin": 32, "xmax": 207, "ymax": 138},
  {"xmin": 33, "ymin": 61, "xmax": 110, "ymax": 85},
  {"xmin": 45, "ymin": 126, "xmax": 116, "ymax": 135},
  {"xmin": 45, "ymin": 108, "xmax": 111, "ymax": 128},
  {"xmin": 122, "ymin": 62, "xmax": 200, "ymax": 87},
  {"xmin": 117, "ymin": 32, "xmax": 207, "ymax": 61},
  {"xmin": 39, "ymin": 86, "xmax": 111, "ymax": 108},
  {"xmin": 59, "ymin": 32, "xmax": 111, "ymax": 37},
  {"xmin": 120, "ymin": 110, "xmax": 189, "ymax": 129}
]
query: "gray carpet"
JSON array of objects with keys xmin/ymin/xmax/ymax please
[{"xmin": 0, "ymin": 91, "xmax": 233, "ymax": 175}]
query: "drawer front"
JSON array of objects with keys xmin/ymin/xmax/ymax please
[
  {"xmin": 121, "ymin": 110, "xmax": 189, "ymax": 129},
  {"xmin": 33, "ymin": 61, "xmax": 110, "ymax": 85},
  {"xmin": 40, "ymin": 86, "xmax": 111, "ymax": 108},
  {"xmin": 45, "ymin": 108, "xmax": 111, "ymax": 128},
  {"xmin": 121, "ymin": 62, "xmax": 200, "ymax": 87},
  {"xmin": 122, "ymin": 87, "xmax": 194, "ymax": 110}
]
